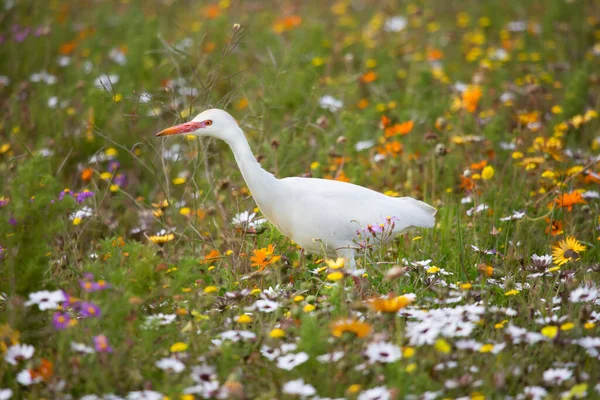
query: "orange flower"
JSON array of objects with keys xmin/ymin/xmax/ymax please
[
  {"xmin": 204, "ymin": 4, "xmax": 221, "ymax": 19},
  {"xmin": 381, "ymin": 141, "xmax": 403, "ymax": 156},
  {"xmin": 59, "ymin": 40, "xmax": 77, "ymax": 55},
  {"xmin": 81, "ymin": 168, "xmax": 93, "ymax": 181},
  {"xmin": 201, "ymin": 249, "xmax": 221, "ymax": 264},
  {"xmin": 203, "ymin": 41, "xmax": 217, "ymax": 54},
  {"xmin": 384, "ymin": 121, "xmax": 414, "ymax": 138},
  {"xmin": 379, "ymin": 115, "xmax": 391, "ymax": 129},
  {"xmin": 360, "ymin": 71, "xmax": 377, "ymax": 83},
  {"xmin": 555, "ymin": 191, "xmax": 586, "ymax": 211},
  {"xmin": 30, "ymin": 359, "xmax": 53, "ymax": 382},
  {"xmin": 460, "ymin": 176, "xmax": 474, "ymax": 191},
  {"xmin": 273, "ymin": 15, "xmax": 302, "ymax": 33},
  {"xmin": 357, "ymin": 98, "xmax": 369, "ymax": 109},
  {"xmin": 427, "ymin": 48, "xmax": 443, "ymax": 61},
  {"xmin": 545, "ymin": 218, "xmax": 563, "ymax": 236},
  {"xmin": 325, "ymin": 171, "xmax": 351, "ymax": 183},
  {"xmin": 470, "ymin": 160, "xmax": 488, "ymax": 170},
  {"xmin": 250, "ymin": 244, "xmax": 281, "ymax": 272},
  {"xmin": 462, "ymin": 86, "xmax": 482, "ymax": 113}
]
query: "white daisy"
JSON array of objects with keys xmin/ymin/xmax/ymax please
[
  {"xmin": 569, "ymin": 285, "xmax": 598, "ymax": 303},
  {"xmin": 126, "ymin": 391, "xmax": 163, "ymax": 400},
  {"xmin": 282, "ymin": 379, "xmax": 317, "ymax": 397},
  {"xmin": 316, "ymin": 351, "xmax": 344, "ymax": 363},
  {"xmin": 155, "ymin": 357, "xmax": 185, "ymax": 373},
  {"xmin": 24, "ymin": 290, "xmax": 66, "ymax": 310},
  {"xmin": 543, "ymin": 368, "xmax": 573, "ymax": 385},
  {"xmin": 276, "ymin": 352, "xmax": 309, "ymax": 370},
  {"xmin": 4, "ymin": 344, "xmax": 34, "ymax": 365},
  {"xmin": 219, "ymin": 330, "xmax": 256, "ymax": 342},
  {"xmin": 365, "ymin": 342, "xmax": 402, "ymax": 363},
  {"xmin": 253, "ymin": 299, "xmax": 280, "ymax": 313},
  {"xmin": 16, "ymin": 369, "xmax": 42, "ymax": 386},
  {"xmin": 190, "ymin": 364, "xmax": 217, "ymax": 383},
  {"xmin": 71, "ymin": 341, "xmax": 95, "ymax": 354},
  {"xmin": 0, "ymin": 389, "xmax": 13, "ymax": 400},
  {"xmin": 384, "ymin": 16, "xmax": 407, "ymax": 32},
  {"xmin": 522, "ymin": 386, "xmax": 547, "ymax": 400},
  {"xmin": 231, "ymin": 211, "xmax": 267, "ymax": 229},
  {"xmin": 318, "ymin": 95, "xmax": 343, "ymax": 112},
  {"xmin": 355, "ymin": 140, "xmax": 375, "ymax": 152},
  {"xmin": 358, "ymin": 386, "xmax": 390, "ymax": 400},
  {"xmin": 145, "ymin": 313, "xmax": 177, "ymax": 326}
]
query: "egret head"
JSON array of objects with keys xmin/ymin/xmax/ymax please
[{"xmin": 155, "ymin": 109, "xmax": 239, "ymax": 140}]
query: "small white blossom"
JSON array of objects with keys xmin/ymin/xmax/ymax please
[{"xmin": 283, "ymin": 379, "xmax": 316, "ymax": 397}]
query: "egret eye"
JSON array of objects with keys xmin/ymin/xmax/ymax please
[{"xmin": 205, "ymin": 120, "xmax": 213, "ymax": 126}]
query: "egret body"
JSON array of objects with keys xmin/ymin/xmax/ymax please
[{"xmin": 156, "ymin": 109, "xmax": 436, "ymax": 267}]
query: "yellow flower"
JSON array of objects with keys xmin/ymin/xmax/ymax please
[
  {"xmin": 237, "ymin": 314, "xmax": 252, "ymax": 324},
  {"xmin": 327, "ymin": 271, "xmax": 344, "ymax": 281},
  {"xmin": 330, "ymin": 318, "xmax": 372, "ymax": 338},
  {"xmin": 479, "ymin": 344, "xmax": 494, "ymax": 353},
  {"xmin": 560, "ymin": 322, "xmax": 575, "ymax": 331},
  {"xmin": 406, "ymin": 363, "xmax": 417, "ymax": 373},
  {"xmin": 541, "ymin": 325, "xmax": 558, "ymax": 339},
  {"xmin": 293, "ymin": 295, "xmax": 305, "ymax": 302},
  {"xmin": 148, "ymin": 233, "xmax": 175, "ymax": 244},
  {"xmin": 426, "ymin": 266, "xmax": 440, "ymax": 274},
  {"xmin": 460, "ymin": 283, "xmax": 472, "ymax": 290},
  {"xmin": 347, "ymin": 384, "xmax": 362, "ymax": 394},
  {"xmin": 204, "ymin": 286, "xmax": 218, "ymax": 294},
  {"xmin": 303, "ymin": 304, "xmax": 316, "ymax": 313},
  {"xmin": 170, "ymin": 342, "xmax": 188, "ymax": 352},
  {"xmin": 325, "ymin": 257, "xmax": 345, "ymax": 269},
  {"xmin": 269, "ymin": 328, "xmax": 286, "ymax": 338},
  {"xmin": 504, "ymin": 289, "xmax": 519, "ymax": 296},
  {"xmin": 179, "ymin": 207, "xmax": 191, "ymax": 216},
  {"xmin": 173, "ymin": 177, "xmax": 186, "ymax": 185},
  {"xmin": 481, "ymin": 165, "xmax": 494, "ymax": 180},
  {"xmin": 403, "ymin": 347, "xmax": 415, "ymax": 358},
  {"xmin": 552, "ymin": 236, "xmax": 586, "ymax": 266},
  {"xmin": 72, "ymin": 217, "xmax": 82, "ymax": 226},
  {"xmin": 434, "ymin": 338, "xmax": 451, "ymax": 354},
  {"xmin": 369, "ymin": 295, "xmax": 413, "ymax": 312}
]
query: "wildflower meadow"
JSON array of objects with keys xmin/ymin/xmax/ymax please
[{"xmin": 2, "ymin": 0, "xmax": 600, "ymax": 399}]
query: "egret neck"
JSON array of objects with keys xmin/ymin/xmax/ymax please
[{"xmin": 223, "ymin": 126, "xmax": 280, "ymax": 219}]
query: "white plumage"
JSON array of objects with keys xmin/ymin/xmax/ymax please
[{"xmin": 156, "ymin": 109, "xmax": 436, "ymax": 267}]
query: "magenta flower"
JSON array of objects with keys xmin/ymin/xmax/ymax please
[
  {"xmin": 78, "ymin": 301, "xmax": 101, "ymax": 318},
  {"xmin": 80, "ymin": 274, "xmax": 111, "ymax": 292},
  {"xmin": 94, "ymin": 335, "xmax": 113, "ymax": 353},
  {"xmin": 52, "ymin": 312, "xmax": 74, "ymax": 330}
]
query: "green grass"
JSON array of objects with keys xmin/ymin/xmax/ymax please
[{"xmin": 1, "ymin": 0, "xmax": 600, "ymax": 398}]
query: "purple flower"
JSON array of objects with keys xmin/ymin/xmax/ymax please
[
  {"xmin": 61, "ymin": 290, "xmax": 79, "ymax": 307},
  {"xmin": 58, "ymin": 189, "xmax": 70, "ymax": 201},
  {"xmin": 8, "ymin": 217, "xmax": 17, "ymax": 226},
  {"xmin": 93, "ymin": 335, "xmax": 113, "ymax": 353},
  {"xmin": 52, "ymin": 312, "xmax": 75, "ymax": 329},
  {"xmin": 108, "ymin": 161, "xmax": 120, "ymax": 171},
  {"xmin": 0, "ymin": 198, "xmax": 9, "ymax": 207},
  {"xmin": 78, "ymin": 301, "xmax": 101, "ymax": 318},
  {"xmin": 74, "ymin": 191, "xmax": 94, "ymax": 203},
  {"xmin": 80, "ymin": 278, "xmax": 110, "ymax": 292},
  {"xmin": 113, "ymin": 173, "xmax": 128, "ymax": 187}
]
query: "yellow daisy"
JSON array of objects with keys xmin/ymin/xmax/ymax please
[{"xmin": 552, "ymin": 236, "xmax": 585, "ymax": 266}]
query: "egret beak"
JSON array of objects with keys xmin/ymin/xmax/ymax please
[{"xmin": 155, "ymin": 121, "xmax": 203, "ymax": 137}]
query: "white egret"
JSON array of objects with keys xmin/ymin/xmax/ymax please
[{"xmin": 156, "ymin": 109, "xmax": 436, "ymax": 267}]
